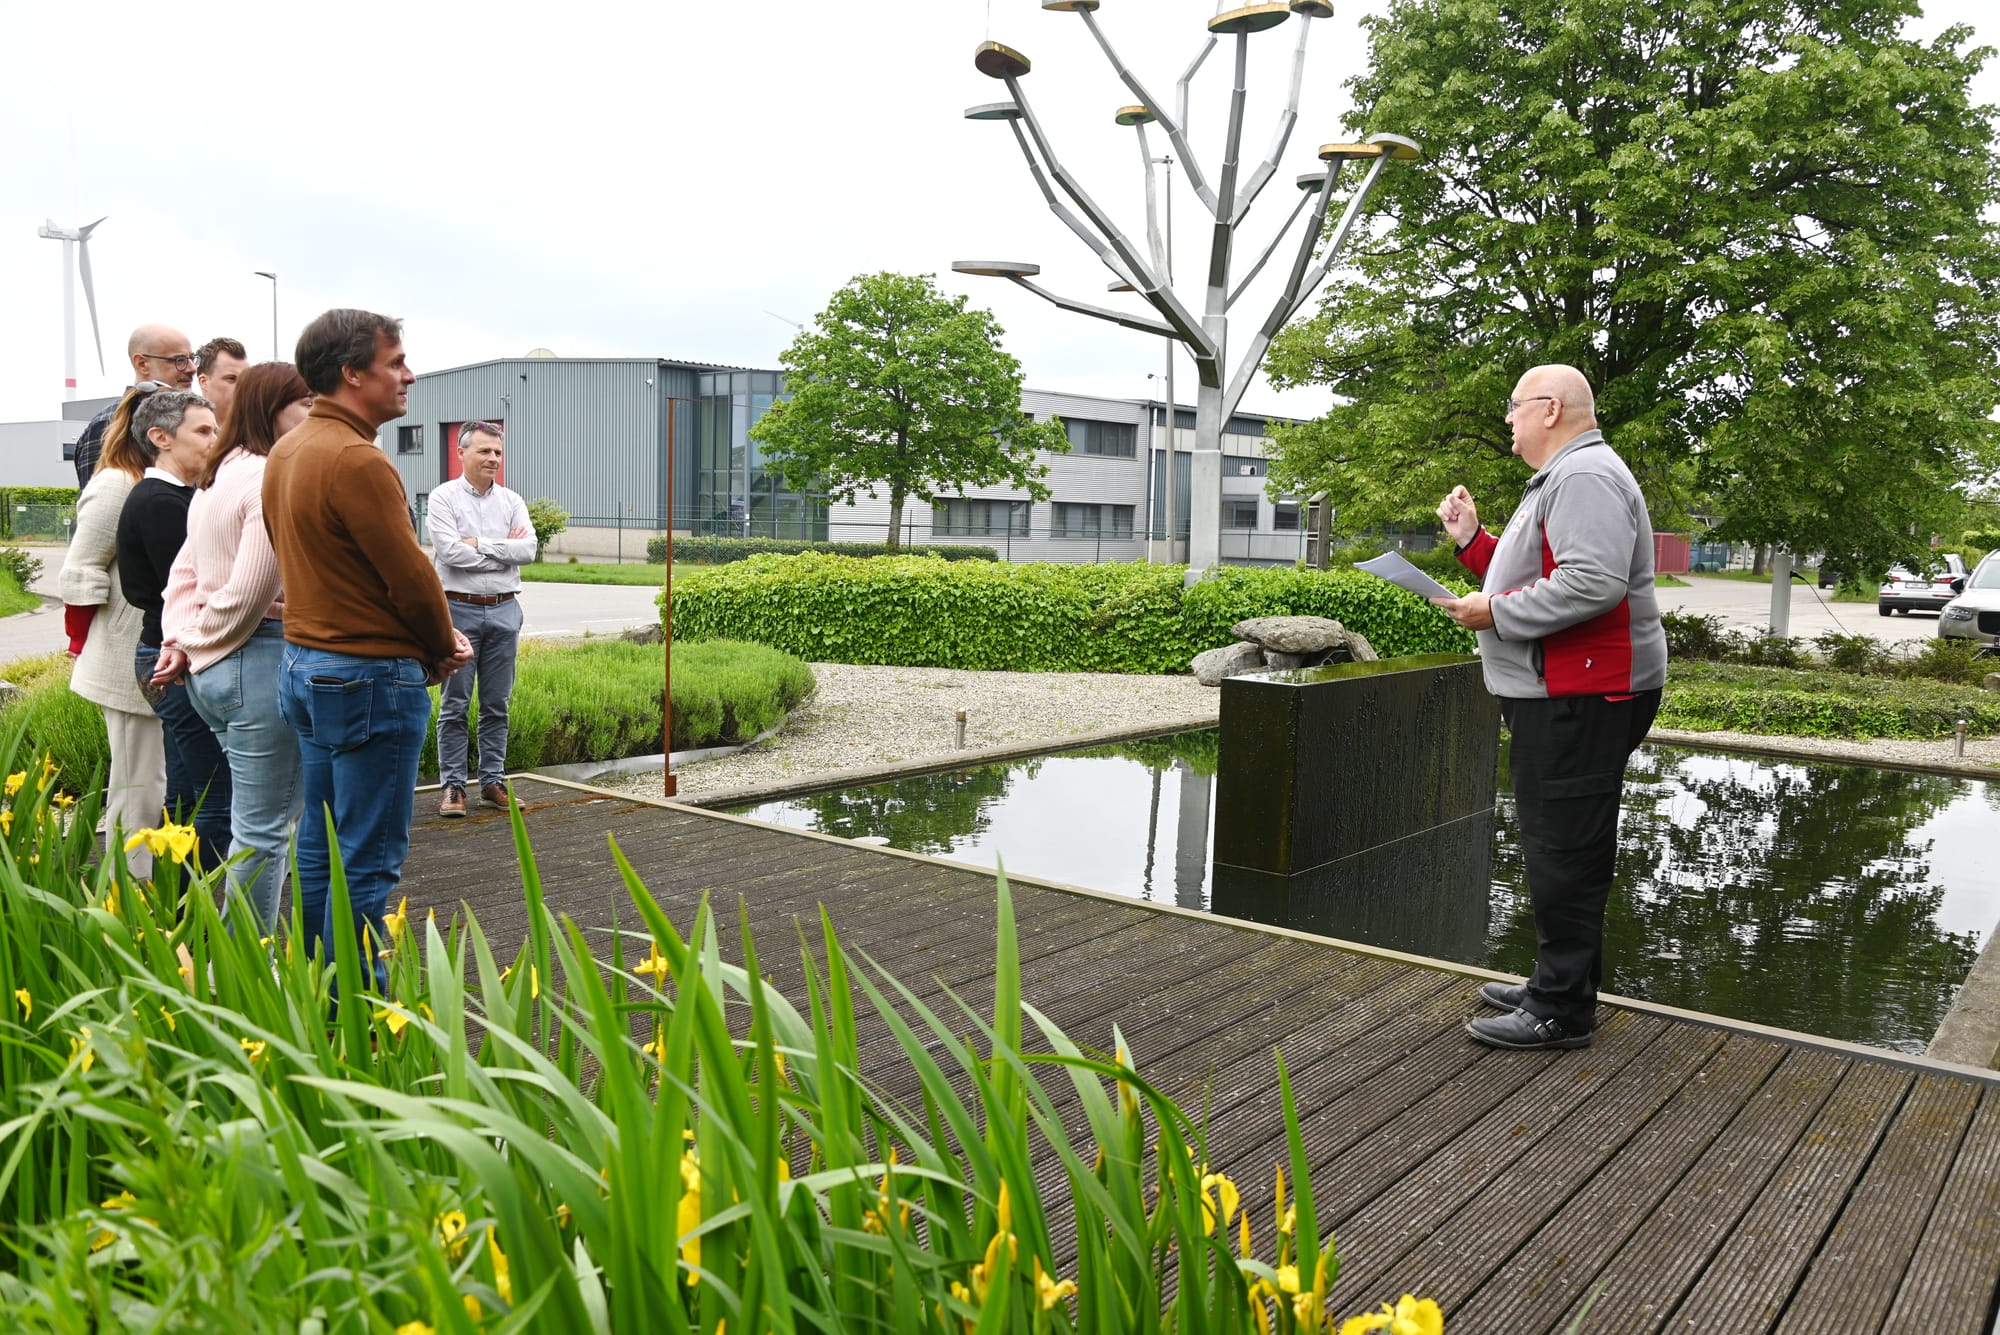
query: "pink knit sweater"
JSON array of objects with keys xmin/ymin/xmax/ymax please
[{"xmin": 160, "ymin": 449, "xmax": 286, "ymax": 673}]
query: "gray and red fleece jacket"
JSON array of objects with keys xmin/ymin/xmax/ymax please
[{"xmin": 1455, "ymin": 429, "xmax": 1666, "ymax": 700}]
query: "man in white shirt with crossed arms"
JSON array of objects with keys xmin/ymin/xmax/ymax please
[{"xmin": 430, "ymin": 421, "xmax": 536, "ymax": 818}]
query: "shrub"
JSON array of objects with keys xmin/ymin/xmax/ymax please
[
  {"xmin": 1660, "ymin": 611, "xmax": 1743, "ymax": 661},
  {"xmin": 648, "ymin": 534, "xmax": 999, "ymax": 564},
  {"xmin": 1810, "ymin": 632, "xmax": 1892, "ymax": 676},
  {"xmin": 1962, "ymin": 528, "xmax": 1999, "ymax": 556},
  {"xmin": 0, "ymin": 731, "xmax": 1433, "ymax": 1332},
  {"xmin": 0, "ymin": 546, "xmax": 45, "ymax": 591},
  {"xmin": 1902, "ymin": 635, "xmax": 1993, "ymax": 686},
  {"xmin": 1659, "ymin": 661, "xmax": 2000, "ymax": 738},
  {"xmin": 666, "ymin": 553, "xmax": 1475, "ymax": 673},
  {"xmin": 0, "ymin": 487, "xmax": 80, "ymax": 540},
  {"xmin": 526, "ymin": 497, "xmax": 569, "ymax": 560},
  {"xmin": 419, "ymin": 638, "xmax": 814, "ymax": 776},
  {"xmin": 0, "ymin": 562, "xmax": 37, "ymax": 619},
  {"xmin": 1734, "ymin": 633, "xmax": 1806, "ymax": 669},
  {"xmin": 0, "ymin": 653, "xmax": 109, "ymax": 793}
]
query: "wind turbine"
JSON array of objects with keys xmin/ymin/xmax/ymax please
[{"xmin": 37, "ymin": 217, "xmax": 107, "ymax": 402}]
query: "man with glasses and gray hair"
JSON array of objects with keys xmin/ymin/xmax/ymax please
[
  {"xmin": 72, "ymin": 324, "xmax": 196, "ymax": 487},
  {"xmin": 1431, "ymin": 363, "xmax": 1666, "ymax": 1053},
  {"xmin": 428, "ymin": 421, "xmax": 535, "ymax": 819}
]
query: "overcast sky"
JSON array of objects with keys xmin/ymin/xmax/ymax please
[{"xmin": 1, "ymin": 0, "xmax": 1992, "ymax": 427}]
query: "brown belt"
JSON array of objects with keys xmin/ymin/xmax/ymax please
[{"xmin": 444, "ymin": 590, "xmax": 517, "ymax": 606}]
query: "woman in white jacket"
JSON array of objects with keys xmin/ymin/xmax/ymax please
[{"xmin": 58, "ymin": 382, "xmax": 171, "ymax": 875}]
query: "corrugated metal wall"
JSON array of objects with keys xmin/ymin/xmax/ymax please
[{"xmin": 386, "ymin": 359, "xmax": 672, "ymax": 525}]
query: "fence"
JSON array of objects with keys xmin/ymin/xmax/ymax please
[{"xmin": 5, "ymin": 505, "xmax": 76, "ymax": 543}]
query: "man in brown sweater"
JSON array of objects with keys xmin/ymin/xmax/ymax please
[{"xmin": 265, "ymin": 309, "xmax": 471, "ymax": 982}]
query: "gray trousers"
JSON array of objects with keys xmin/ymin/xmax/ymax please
[{"xmin": 437, "ymin": 595, "xmax": 524, "ymax": 788}]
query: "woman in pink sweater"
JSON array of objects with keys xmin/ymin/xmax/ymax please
[{"xmin": 156, "ymin": 363, "xmax": 313, "ymax": 930}]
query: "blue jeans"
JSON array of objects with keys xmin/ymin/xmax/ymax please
[
  {"xmin": 277, "ymin": 645, "xmax": 432, "ymax": 983},
  {"xmin": 134, "ymin": 642, "xmax": 233, "ymax": 865},
  {"xmin": 437, "ymin": 596, "xmax": 524, "ymax": 788},
  {"xmin": 187, "ymin": 621, "xmax": 302, "ymax": 931}
]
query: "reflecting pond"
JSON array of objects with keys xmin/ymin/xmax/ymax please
[{"xmin": 729, "ymin": 731, "xmax": 2000, "ymax": 1052}]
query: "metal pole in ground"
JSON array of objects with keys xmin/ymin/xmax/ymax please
[{"xmin": 663, "ymin": 397, "xmax": 678, "ymax": 798}]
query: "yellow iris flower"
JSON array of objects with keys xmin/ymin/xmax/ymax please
[
  {"xmin": 1336, "ymin": 1295, "xmax": 1443, "ymax": 1335},
  {"xmin": 5, "ymin": 770, "xmax": 25, "ymax": 796},
  {"xmin": 12, "ymin": 988, "xmax": 28, "ymax": 1022},
  {"xmin": 123, "ymin": 821, "xmax": 197, "ymax": 865}
]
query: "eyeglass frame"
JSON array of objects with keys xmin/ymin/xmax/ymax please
[
  {"xmin": 140, "ymin": 352, "xmax": 199, "ymax": 372},
  {"xmin": 1504, "ymin": 395, "xmax": 1556, "ymax": 416}
]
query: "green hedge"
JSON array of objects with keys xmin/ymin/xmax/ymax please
[
  {"xmin": 0, "ymin": 640, "xmax": 816, "ymax": 792},
  {"xmin": 665, "ymin": 553, "xmax": 1475, "ymax": 673},
  {"xmin": 1659, "ymin": 661, "xmax": 2000, "ymax": 740},
  {"xmin": 648, "ymin": 534, "xmax": 998, "ymax": 564}
]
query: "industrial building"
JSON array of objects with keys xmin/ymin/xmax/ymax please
[{"xmin": 383, "ymin": 354, "xmax": 1315, "ymax": 565}]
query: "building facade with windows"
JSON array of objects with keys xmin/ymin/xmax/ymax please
[{"xmin": 382, "ymin": 356, "xmax": 1312, "ymax": 564}]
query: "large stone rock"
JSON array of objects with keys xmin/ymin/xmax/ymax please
[
  {"xmin": 1230, "ymin": 615, "xmax": 1379, "ymax": 663},
  {"xmin": 1986, "ymin": 672, "xmax": 2000, "ymax": 693},
  {"xmin": 1192, "ymin": 641, "xmax": 1266, "ymax": 686}
]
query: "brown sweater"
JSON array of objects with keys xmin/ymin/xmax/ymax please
[{"xmin": 263, "ymin": 398, "xmax": 455, "ymax": 661}]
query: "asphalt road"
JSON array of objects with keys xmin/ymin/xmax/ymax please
[{"xmin": 1654, "ymin": 573, "xmax": 1944, "ymax": 647}]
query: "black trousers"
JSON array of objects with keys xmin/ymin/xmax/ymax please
[{"xmin": 1501, "ymin": 689, "xmax": 1661, "ymax": 1028}]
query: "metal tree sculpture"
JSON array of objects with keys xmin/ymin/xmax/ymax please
[{"xmin": 953, "ymin": 1, "xmax": 1419, "ymax": 571}]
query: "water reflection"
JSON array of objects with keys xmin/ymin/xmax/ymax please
[{"xmin": 730, "ymin": 732, "xmax": 1994, "ymax": 1051}]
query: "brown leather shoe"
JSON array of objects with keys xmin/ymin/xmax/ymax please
[
  {"xmin": 438, "ymin": 783, "xmax": 466, "ymax": 818},
  {"xmin": 481, "ymin": 782, "xmax": 512, "ymax": 811}
]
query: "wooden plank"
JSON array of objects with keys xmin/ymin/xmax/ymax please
[
  {"xmin": 1775, "ymin": 1071, "xmax": 1981, "ymax": 1333},
  {"xmin": 1547, "ymin": 1046, "xmax": 1851, "ymax": 1334},
  {"xmin": 1449, "ymin": 1033, "xmax": 1789, "ymax": 1334},
  {"xmin": 1328, "ymin": 1019, "xmax": 1726, "ymax": 1316},
  {"xmin": 1657, "ymin": 1058, "xmax": 1911, "ymax": 1333},
  {"xmin": 1880, "ymin": 1088, "xmax": 2000, "ymax": 1333}
]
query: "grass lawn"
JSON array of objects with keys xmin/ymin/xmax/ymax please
[
  {"xmin": 1656, "ymin": 574, "xmax": 1690, "ymax": 588},
  {"xmin": 519, "ymin": 561, "xmax": 668, "ymax": 586},
  {"xmin": 0, "ymin": 567, "xmax": 39, "ymax": 617}
]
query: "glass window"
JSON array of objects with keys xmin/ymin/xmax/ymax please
[
  {"xmin": 1273, "ymin": 503, "xmax": 1301, "ymax": 532},
  {"xmin": 1224, "ymin": 499, "xmax": 1260, "ymax": 530},
  {"xmin": 1068, "ymin": 418, "xmax": 1138, "ymax": 458},
  {"xmin": 1052, "ymin": 502, "xmax": 1132, "ymax": 538},
  {"xmin": 397, "ymin": 425, "xmax": 424, "ymax": 455}
]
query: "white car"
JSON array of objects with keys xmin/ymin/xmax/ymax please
[
  {"xmin": 1938, "ymin": 550, "xmax": 2000, "ymax": 650},
  {"xmin": 1879, "ymin": 553, "xmax": 1968, "ymax": 616}
]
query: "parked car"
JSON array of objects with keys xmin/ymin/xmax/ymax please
[
  {"xmin": 1879, "ymin": 554, "xmax": 1968, "ymax": 616},
  {"xmin": 1938, "ymin": 550, "xmax": 2000, "ymax": 651}
]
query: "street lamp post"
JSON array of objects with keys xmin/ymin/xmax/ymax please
[{"xmin": 253, "ymin": 271, "xmax": 278, "ymax": 359}]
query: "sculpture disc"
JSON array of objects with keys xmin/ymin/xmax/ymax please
[
  {"xmin": 1208, "ymin": 3, "xmax": 1292, "ymax": 34},
  {"xmin": 974, "ymin": 41, "xmax": 1032, "ymax": 80}
]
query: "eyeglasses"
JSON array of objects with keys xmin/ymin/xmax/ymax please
[
  {"xmin": 142, "ymin": 352, "xmax": 199, "ymax": 371},
  {"xmin": 1505, "ymin": 395, "xmax": 1555, "ymax": 416},
  {"xmin": 131, "ymin": 380, "xmax": 168, "ymax": 395}
]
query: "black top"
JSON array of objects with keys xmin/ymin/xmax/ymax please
[{"xmin": 115, "ymin": 475, "xmax": 195, "ymax": 647}]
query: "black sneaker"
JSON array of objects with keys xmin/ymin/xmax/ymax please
[
  {"xmin": 438, "ymin": 783, "xmax": 467, "ymax": 818},
  {"xmin": 1478, "ymin": 980, "xmax": 1528, "ymax": 1011},
  {"xmin": 1465, "ymin": 1007, "xmax": 1592, "ymax": 1051}
]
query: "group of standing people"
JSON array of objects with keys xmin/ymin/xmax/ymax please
[{"xmin": 57, "ymin": 311, "xmax": 531, "ymax": 982}]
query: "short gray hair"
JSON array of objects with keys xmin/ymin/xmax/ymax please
[{"xmin": 130, "ymin": 390, "xmax": 213, "ymax": 459}]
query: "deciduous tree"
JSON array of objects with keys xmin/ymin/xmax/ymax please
[
  {"xmin": 752, "ymin": 273, "xmax": 1068, "ymax": 551},
  {"xmin": 1263, "ymin": 0, "xmax": 2000, "ymax": 576}
]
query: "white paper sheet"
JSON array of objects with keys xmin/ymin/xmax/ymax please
[{"xmin": 1356, "ymin": 551, "xmax": 1457, "ymax": 602}]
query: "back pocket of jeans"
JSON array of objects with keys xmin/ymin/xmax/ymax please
[{"xmin": 307, "ymin": 675, "xmax": 374, "ymax": 751}]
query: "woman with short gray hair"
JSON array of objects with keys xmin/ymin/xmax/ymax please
[{"xmin": 117, "ymin": 389, "xmax": 233, "ymax": 867}]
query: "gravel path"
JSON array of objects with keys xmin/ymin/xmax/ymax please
[
  {"xmin": 589, "ymin": 663, "xmax": 1998, "ymax": 804},
  {"xmin": 596, "ymin": 663, "xmax": 1218, "ymax": 801}
]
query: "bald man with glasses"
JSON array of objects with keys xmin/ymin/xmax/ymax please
[
  {"xmin": 1432, "ymin": 364, "xmax": 1666, "ymax": 1052},
  {"xmin": 72, "ymin": 324, "xmax": 196, "ymax": 487}
]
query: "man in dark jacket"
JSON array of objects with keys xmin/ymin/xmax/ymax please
[{"xmin": 1433, "ymin": 364, "xmax": 1667, "ymax": 1051}]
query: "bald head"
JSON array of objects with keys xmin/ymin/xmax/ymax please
[
  {"xmin": 1507, "ymin": 363, "xmax": 1598, "ymax": 469},
  {"xmin": 126, "ymin": 324, "xmax": 195, "ymax": 389}
]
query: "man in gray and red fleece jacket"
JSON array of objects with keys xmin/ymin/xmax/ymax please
[{"xmin": 1432, "ymin": 364, "xmax": 1666, "ymax": 1051}]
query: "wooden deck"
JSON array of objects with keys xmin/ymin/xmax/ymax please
[{"xmin": 400, "ymin": 778, "xmax": 2000, "ymax": 1335}]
